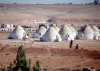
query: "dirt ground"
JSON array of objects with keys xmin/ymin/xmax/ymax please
[
  {"xmin": 0, "ymin": 32, "xmax": 100, "ymax": 70},
  {"xmin": 0, "ymin": 4, "xmax": 100, "ymax": 70},
  {"xmin": 0, "ymin": 44, "xmax": 100, "ymax": 70},
  {"xmin": 0, "ymin": 4, "xmax": 100, "ymax": 27}
]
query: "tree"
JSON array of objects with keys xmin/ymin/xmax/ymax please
[
  {"xmin": 33, "ymin": 60, "xmax": 40, "ymax": 71},
  {"xmin": 93, "ymin": 0, "xmax": 99, "ymax": 5},
  {"xmin": 14, "ymin": 45, "xmax": 31, "ymax": 71},
  {"xmin": 69, "ymin": 40, "xmax": 73, "ymax": 48},
  {"xmin": 7, "ymin": 45, "xmax": 31, "ymax": 71},
  {"xmin": 7, "ymin": 63, "xmax": 13, "ymax": 71}
]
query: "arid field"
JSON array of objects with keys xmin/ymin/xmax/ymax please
[
  {"xmin": 0, "ymin": 4, "xmax": 100, "ymax": 70},
  {"xmin": 0, "ymin": 4, "xmax": 100, "ymax": 26}
]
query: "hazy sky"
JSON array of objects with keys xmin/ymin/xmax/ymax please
[{"xmin": 0, "ymin": 0, "xmax": 94, "ymax": 4}]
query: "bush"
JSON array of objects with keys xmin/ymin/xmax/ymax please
[
  {"xmin": 7, "ymin": 45, "xmax": 31, "ymax": 71},
  {"xmin": 33, "ymin": 60, "xmax": 40, "ymax": 71},
  {"xmin": 7, "ymin": 45, "xmax": 41, "ymax": 71},
  {"xmin": 93, "ymin": 0, "xmax": 99, "ymax": 5},
  {"xmin": 7, "ymin": 63, "xmax": 13, "ymax": 71}
]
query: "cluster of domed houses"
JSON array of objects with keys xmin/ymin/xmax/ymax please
[{"xmin": 8, "ymin": 24, "xmax": 100, "ymax": 42}]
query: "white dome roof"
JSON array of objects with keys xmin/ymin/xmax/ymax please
[
  {"xmin": 83, "ymin": 25, "xmax": 94, "ymax": 39},
  {"xmin": 9, "ymin": 25, "xmax": 28, "ymax": 39},
  {"xmin": 54, "ymin": 26, "xmax": 60, "ymax": 32},
  {"xmin": 32, "ymin": 26, "xmax": 47, "ymax": 38},
  {"xmin": 59, "ymin": 25, "xmax": 72, "ymax": 36},
  {"xmin": 50, "ymin": 24, "xmax": 60, "ymax": 32},
  {"xmin": 92, "ymin": 25, "xmax": 99, "ymax": 32},
  {"xmin": 42, "ymin": 27, "xmax": 62, "ymax": 42},
  {"xmin": 83, "ymin": 25, "xmax": 94, "ymax": 34},
  {"xmin": 67, "ymin": 24, "xmax": 77, "ymax": 38},
  {"xmin": 38, "ymin": 26, "xmax": 47, "ymax": 35},
  {"xmin": 91, "ymin": 25, "xmax": 100, "ymax": 36},
  {"xmin": 59, "ymin": 25, "xmax": 74, "ymax": 40}
]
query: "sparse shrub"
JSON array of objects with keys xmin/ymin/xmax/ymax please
[
  {"xmin": 33, "ymin": 60, "xmax": 40, "ymax": 71},
  {"xmin": 93, "ymin": 0, "xmax": 99, "ymax": 5},
  {"xmin": 7, "ymin": 45, "xmax": 31, "ymax": 71},
  {"xmin": 7, "ymin": 63, "xmax": 13, "ymax": 71},
  {"xmin": 14, "ymin": 45, "xmax": 31, "ymax": 71}
]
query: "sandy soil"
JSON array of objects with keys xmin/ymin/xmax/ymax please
[
  {"xmin": 0, "ymin": 45, "xmax": 100, "ymax": 70},
  {"xmin": 0, "ymin": 32, "xmax": 100, "ymax": 70},
  {"xmin": 0, "ymin": 4, "xmax": 100, "ymax": 70},
  {"xmin": 0, "ymin": 4, "xmax": 100, "ymax": 27}
]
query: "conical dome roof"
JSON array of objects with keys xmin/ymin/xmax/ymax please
[
  {"xmin": 91, "ymin": 25, "xmax": 99, "ymax": 32},
  {"xmin": 91, "ymin": 25, "xmax": 100, "ymax": 40},
  {"xmin": 67, "ymin": 24, "xmax": 77, "ymax": 38},
  {"xmin": 59, "ymin": 25, "xmax": 72, "ymax": 36},
  {"xmin": 54, "ymin": 26, "xmax": 60, "ymax": 32},
  {"xmin": 91, "ymin": 25, "xmax": 100, "ymax": 36},
  {"xmin": 12, "ymin": 25, "xmax": 24, "ymax": 34},
  {"xmin": 32, "ymin": 25, "xmax": 47, "ymax": 38},
  {"xmin": 83, "ymin": 25, "xmax": 94, "ymax": 34},
  {"xmin": 59, "ymin": 25, "xmax": 74, "ymax": 40},
  {"xmin": 50, "ymin": 24, "xmax": 60, "ymax": 32},
  {"xmin": 38, "ymin": 26, "xmax": 47, "ymax": 35},
  {"xmin": 83, "ymin": 25, "xmax": 94, "ymax": 39},
  {"xmin": 67, "ymin": 24, "xmax": 76, "ymax": 32},
  {"xmin": 42, "ymin": 27, "xmax": 61, "ymax": 42},
  {"xmin": 9, "ymin": 25, "xmax": 28, "ymax": 39}
]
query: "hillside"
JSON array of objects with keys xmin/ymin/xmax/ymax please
[{"xmin": 0, "ymin": 4, "xmax": 100, "ymax": 27}]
